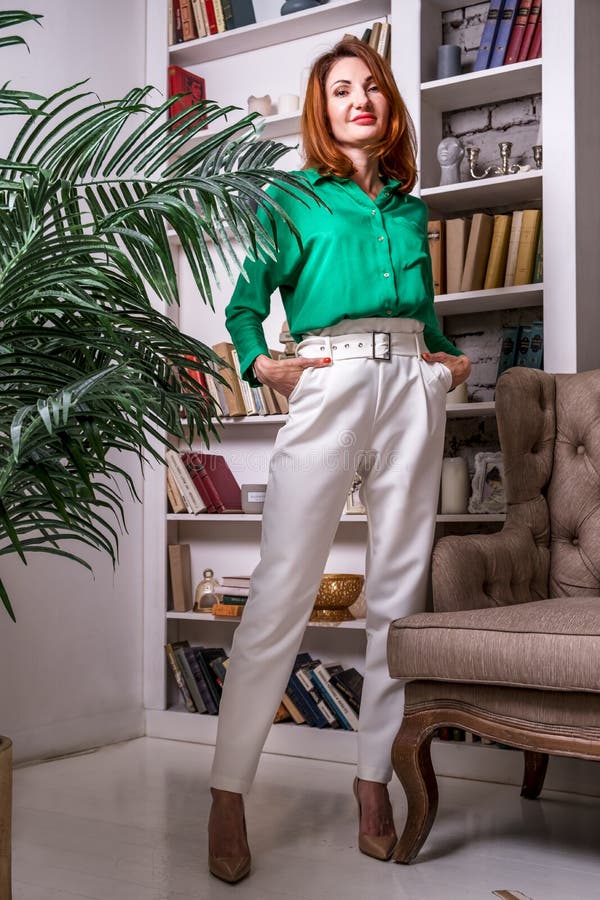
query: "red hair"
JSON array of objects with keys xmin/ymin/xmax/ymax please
[{"xmin": 301, "ymin": 39, "xmax": 418, "ymax": 193}]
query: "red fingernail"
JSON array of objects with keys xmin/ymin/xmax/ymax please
[{"xmin": 323, "ymin": 357, "xmax": 332, "ymax": 364}]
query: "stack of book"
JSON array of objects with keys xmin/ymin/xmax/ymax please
[
  {"xmin": 211, "ymin": 575, "xmax": 250, "ymax": 617},
  {"xmin": 208, "ymin": 341, "xmax": 289, "ymax": 418},
  {"xmin": 165, "ymin": 643, "xmax": 364, "ymax": 728},
  {"xmin": 169, "ymin": 0, "xmax": 255, "ymax": 44},
  {"xmin": 166, "ymin": 450, "xmax": 243, "ymax": 514},
  {"xmin": 474, "ymin": 0, "xmax": 542, "ymax": 71},
  {"xmin": 283, "ymin": 652, "xmax": 363, "ymax": 731},
  {"xmin": 496, "ymin": 320, "xmax": 543, "ymax": 381},
  {"xmin": 428, "ymin": 209, "xmax": 542, "ymax": 296},
  {"xmin": 344, "ymin": 21, "xmax": 391, "ymax": 62}
]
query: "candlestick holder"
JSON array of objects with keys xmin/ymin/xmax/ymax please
[
  {"xmin": 467, "ymin": 141, "xmax": 529, "ymax": 180},
  {"xmin": 532, "ymin": 144, "xmax": 543, "ymax": 169}
]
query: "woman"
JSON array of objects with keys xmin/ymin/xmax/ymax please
[{"xmin": 208, "ymin": 38, "xmax": 471, "ymax": 883}]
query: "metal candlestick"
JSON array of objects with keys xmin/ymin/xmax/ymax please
[
  {"xmin": 532, "ymin": 144, "xmax": 543, "ymax": 169},
  {"xmin": 467, "ymin": 141, "xmax": 523, "ymax": 179}
]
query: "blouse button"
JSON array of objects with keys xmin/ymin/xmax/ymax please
[
  {"xmin": 371, "ymin": 209, "xmax": 377, "ymax": 216},
  {"xmin": 385, "ymin": 309, "xmax": 393, "ymax": 315},
  {"xmin": 378, "ymin": 235, "xmax": 384, "ymax": 242},
  {"xmin": 383, "ymin": 272, "xmax": 390, "ymax": 278}
]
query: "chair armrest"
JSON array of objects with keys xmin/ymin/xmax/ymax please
[{"xmin": 432, "ymin": 523, "xmax": 549, "ymax": 612}]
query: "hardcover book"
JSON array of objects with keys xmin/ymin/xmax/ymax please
[
  {"xmin": 165, "ymin": 642, "xmax": 196, "ymax": 712},
  {"xmin": 503, "ymin": 210, "xmax": 524, "ymax": 286},
  {"xmin": 427, "ymin": 219, "xmax": 445, "ymax": 295},
  {"xmin": 484, "ymin": 214, "xmax": 512, "ymax": 289},
  {"xmin": 296, "ymin": 662, "xmax": 340, "ymax": 729},
  {"xmin": 179, "ymin": 0, "xmax": 198, "ymax": 41},
  {"xmin": 180, "ymin": 451, "xmax": 221, "ymax": 512},
  {"xmin": 460, "ymin": 213, "xmax": 494, "ymax": 292},
  {"xmin": 193, "ymin": 452, "xmax": 243, "ymax": 512},
  {"xmin": 445, "ymin": 217, "xmax": 471, "ymax": 295},
  {"xmin": 489, "ymin": 0, "xmax": 519, "ymax": 68},
  {"xmin": 168, "ymin": 65, "xmax": 207, "ymax": 133},
  {"xmin": 504, "ymin": 0, "xmax": 533, "ymax": 65},
  {"xmin": 165, "ymin": 449, "xmax": 206, "ymax": 514},
  {"xmin": 474, "ymin": 0, "xmax": 506, "ymax": 71},
  {"xmin": 518, "ymin": 1, "xmax": 541, "ymax": 62},
  {"xmin": 168, "ymin": 544, "xmax": 193, "ymax": 612},
  {"xmin": 513, "ymin": 209, "xmax": 542, "ymax": 285},
  {"xmin": 496, "ymin": 324, "xmax": 520, "ymax": 380},
  {"xmin": 330, "ymin": 668, "xmax": 363, "ymax": 715},
  {"xmin": 173, "ymin": 643, "xmax": 207, "ymax": 713},
  {"xmin": 310, "ymin": 663, "xmax": 360, "ymax": 730},
  {"xmin": 230, "ymin": 0, "xmax": 256, "ymax": 29},
  {"xmin": 212, "ymin": 341, "xmax": 247, "ymax": 416},
  {"xmin": 515, "ymin": 321, "xmax": 543, "ymax": 368},
  {"xmin": 190, "ymin": 0, "xmax": 208, "ymax": 37}
]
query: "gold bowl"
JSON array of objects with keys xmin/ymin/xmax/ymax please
[{"xmin": 311, "ymin": 573, "xmax": 364, "ymax": 622}]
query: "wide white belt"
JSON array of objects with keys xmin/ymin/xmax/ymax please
[{"xmin": 296, "ymin": 330, "xmax": 427, "ymax": 361}]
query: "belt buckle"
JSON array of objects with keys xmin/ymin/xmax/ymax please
[{"xmin": 372, "ymin": 331, "xmax": 391, "ymax": 361}]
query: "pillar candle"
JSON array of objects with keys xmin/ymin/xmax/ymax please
[{"xmin": 441, "ymin": 458, "xmax": 470, "ymax": 514}]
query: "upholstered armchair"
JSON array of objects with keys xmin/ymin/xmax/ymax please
[{"xmin": 387, "ymin": 366, "xmax": 600, "ymax": 863}]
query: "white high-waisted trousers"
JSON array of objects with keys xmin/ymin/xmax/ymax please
[{"xmin": 210, "ymin": 316, "xmax": 452, "ymax": 794}]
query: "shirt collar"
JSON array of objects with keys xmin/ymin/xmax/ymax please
[{"xmin": 302, "ymin": 167, "xmax": 403, "ymax": 193}]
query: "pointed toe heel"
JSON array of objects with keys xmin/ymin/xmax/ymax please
[
  {"xmin": 353, "ymin": 777, "xmax": 397, "ymax": 862},
  {"xmin": 209, "ymin": 854, "xmax": 251, "ymax": 884}
]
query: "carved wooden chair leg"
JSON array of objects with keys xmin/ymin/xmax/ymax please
[
  {"xmin": 520, "ymin": 750, "xmax": 549, "ymax": 799},
  {"xmin": 391, "ymin": 713, "xmax": 438, "ymax": 864}
]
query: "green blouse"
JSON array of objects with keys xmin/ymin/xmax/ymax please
[{"xmin": 225, "ymin": 168, "xmax": 463, "ymax": 386}]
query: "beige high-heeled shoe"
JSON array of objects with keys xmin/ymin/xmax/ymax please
[
  {"xmin": 353, "ymin": 777, "xmax": 397, "ymax": 861},
  {"xmin": 208, "ymin": 807, "xmax": 251, "ymax": 884}
]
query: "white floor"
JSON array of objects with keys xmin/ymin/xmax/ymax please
[{"xmin": 11, "ymin": 737, "xmax": 600, "ymax": 900}]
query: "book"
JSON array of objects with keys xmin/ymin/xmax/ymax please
[
  {"xmin": 209, "ymin": 655, "xmax": 228, "ymax": 688},
  {"xmin": 165, "ymin": 642, "xmax": 196, "ymax": 712},
  {"xmin": 168, "ymin": 65, "xmax": 207, "ymax": 133},
  {"xmin": 290, "ymin": 660, "xmax": 329, "ymax": 729},
  {"xmin": 211, "ymin": 602, "xmax": 245, "ymax": 617},
  {"xmin": 215, "ymin": 584, "xmax": 249, "ymax": 597},
  {"xmin": 360, "ymin": 27, "xmax": 372, "ymax": 44},
  {"xmin": 504, "ymin": 0, "xmax": 533, "ymax": 65},
  {"xmin": 230, "ymin": 0, "xmax": 255, "ymax": 28},
  {"xmin": 202, "ymin": 0, "xmax": 219, "ymax": 35},
  {"xmin": 517, "ymin": 0, "xmax": 541, "ymax": 61},
  {"xmin": 474, "ymin": 0, "xmax": 506, "ymax": 71},
  {"xmin": 310, "ymin": 662, "xmax": 360, "ymax": 730},
  {"xmin": 220, "ymin": 0, "xmax": 234, "ymax": 30},
  {"xmin": 496, "ymin": 324, "xmax": 520, "ymax": 380},
  {"xmin": 190, "ymin": 0, "xmax": 208, "ymax": 38},
  {"xmin": 484, "ymin": 214, "xmax": 512, "ymax": 289},
  {"xmin": 219, "ymin": 595, "xmax": 247, "ymax": 604},
  {"xmin": 296, "ymin": 661, "xmax": 340, "ymax": 729},
  {"xmin": 285, "ymin": 653, "xmax": 323, "ymax": 728},
  {"xmin": 368, "ymin": 22, "xmax": 383, "ymax": 52},
  {"xmin": 330, "ymin": 668, "xmax": 363, "ymax": 715},
  {"xmin": 173, "ymin": 643, "xmax": 207, "ymax": 713},
  {"xmin": 220, "ymin": 575, "xmax": 251, "ymax": 588},
  {"xmin": 180, "ymin": 451, "xmax": 221, "ymax": 512},
  {"xmin": 193, "ymin": 646, "xmax": 225, "ymax": 712},
  {"xmin": 527, "ymin": 11, "xmax": 541, "ymax": 59},
  {"xmin": 211, "ymin": 341, "xmax": 247, "ymax": 416},
  {"xmin": 377, "ymin": 22, "xmax": 391, "ymax": 61},
  {"xmin": 168, "ymin": 544, "xmax": 193, "ymax": 612},
  {"xmin": 180, "ymin": 645, "xmax": 209, "ymax": 713},
  {"xmin": 513, "ymin": 209, "xmax": 542, "ymax": 285},
  {"xmin": 280, "ymin": 691, "xmax": 306, "ymax": 725},
  {"xmin": 515, "ymin": 321, "xmax": 543, "ymax": 368},
  {"xmin": 427, "ymin": 219, "xmax": 445, "ymax": 295},
  {"xmin": 166, "ymin": 468, "xmax": 186, "ymax": 514},
  {"xmin": 532, "ymin": 222, "xmax": 543, "ymax": 283},
  {"xmin": 179, "ymin": 0, "xmax": 198, "ymax": 41},
  {"xmin": 489, "ymin": 0, "xmax": 518, "ymax": 68},
  {"xmin": 165, "ymin": 449, "xmax": 206, "ymax": 514},
  {"xmin": 445, "ymin": 217, "xmax": 471, "ymax": 294},
  {"xmin": 231, "ymin": 346, "xmax": 258, "ymax": 415},
  {"xmin": 503, "ymin": 210, "xmax": 524, "ymax": 286},
  {"xmin": 173, "ymin": 0, "xmax": 184, "ymax": 42},
  {"xmin": 460, "ymin": 213, "xmax": 494, "ymax": 292},
  {"xmin": 212, "ymin": 0, "xmax": 227, "ymax": 33},
  {"xmin": 168, "ymin": 0, "xmax": 175, "ymax": 45},
  {"xmin": 193, "ymin": 452, "xmax": 243, "ymax": 512}
]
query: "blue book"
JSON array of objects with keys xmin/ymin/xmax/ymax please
[
  {"xmin": 515, "ymin": 322, "xmax": 543, "ymax": 368},
  {"xmin": 474, "ymin": 0, "xmax": 506, "ymax": 71},
  {"xmin": 489, "ymin": 0, "xmax": 518, "ymax": 68}
]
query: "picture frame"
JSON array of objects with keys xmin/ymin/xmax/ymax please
[{"xmin": 468, "ymin": 451, "xmax": 506, "ymax": 514}]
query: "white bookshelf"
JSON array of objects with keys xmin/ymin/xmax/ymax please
[
  {"xmin": 144, "ymin": 0, "xmax": 600, "ymax": 779},
  {"xmin": 166, "ymin": 511, "xmax": 505, "ymax": 524}
]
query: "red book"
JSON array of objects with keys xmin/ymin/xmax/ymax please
[
  {"xmin": 194, "ymin": 453, "xmax": 243, "ymax": 512},
  {"xmin": 168, "ymin": 65, "xmax": 207, "ymax": 132},
  {"xmin": 180, "ymin": 452, "xmax": 219, "ymax": 512},
  {"xmin": 517, "ymin": 0, "xmax": 541, "ymax": 61},
  {"xmin": 527, "ymin": 13, "xmax": 542, "ymax": 59},
  {"xmin": 173, "ymin": 0, "xmax": 184, "ymax": 43},
  {"xmin": 504, "ymin": 0, "xmax": 533, "ymax": 64},
  {"xmin": 203, "ymin": 0, "xmax": 219, "ymax": 35}
]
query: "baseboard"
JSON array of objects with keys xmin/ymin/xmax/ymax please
[
  {"xmin": 145, "ymin": 709, "xmax": 600, "ymax": 798},
  {"xmin": 10, "ymin": 707, "xmax": 145, "ymax": 766}
]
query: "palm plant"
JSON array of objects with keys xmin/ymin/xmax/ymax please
[{"xmin": 0, "ymin": 9, "xmax": 315, "ymax": 620}]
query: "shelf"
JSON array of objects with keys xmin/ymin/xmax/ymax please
[
  {"xmin": 168, "ymin": 0, "xmax": 390, "ymax": 64},
  {"xmin": 446, "ymin": 401, "xmax": 496, "ymax": 418},
  {"xmin": 180, "ymin": 111, "xmax": 302, "ymax": 149},
  {"xmin": 435, "ymin": 284, "xmax": 543, "ymax": 316},
  {"xmin": 166, "ymin": 611, "xmax": 367, "ymax": 628},
  {"xmin": 421, "ymin": 170, "xmax": 542, "ymax": 214},
  {"xmin": 421, "ymin": 59, "xmax": 542, "ymax": 112},
  {"xmin": 167, "ymin": 512, "xmax": 506, "ymax": 523}
]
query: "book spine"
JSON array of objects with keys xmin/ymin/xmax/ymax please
[
  {"xmin": 287, "ymin": 673, "xmax": 320, "ymax": 727},
  {"xmin": 517, "ymin": 0, "xmax": 540, "ymax": 61},
  {"xmin": 165, "ymin": 449, "xmax": 205, "ymax": 514},
  {"xmin": 179, "ymin": 0, "xmax": 198, "ymax": 41},
  {"xmin": 212, "ymin": 0, "xmax": 227, "ymax": 33},
  {"xmin": 292, "ymin": 670, "xmax": 328, "ymax": 728},
  {"xmin": 173, "ymin": 0, "xmax": 184, "ymax": 42},
  {"xmin": 220, "ymin": 0, "xmax": 234, "ymax": 30},
  {"xmin": 496, "ymin": 324, "xmax": 520, "ymax": 380},
  {"xmin": 202, "ymin": 0, "xmax": 219, "ymax": 35},
  {"xmin": 329, "ymin": 674, "xmax": 362, "ymax": 715},
  {"xmin": 489, "ymin": 0, "xmax": 518, "ymax": 68},
  {"xmin": 168, "ymin": 0, "xmax": 175, "ymax": 45},
  {"xmin": 187, "ymin": 453, "xmax": 226, "ymax": 513},
  {"xmin": 527, "ymin": 13, "xmax": 542, "ymax": 59},
  {"xmin": 190, "ymin": 0, "xmax": 208, "ymax": 37},
  {"xmin": 427, "ymin": 219, "xmax": 445, "ymax": 295},
  {"xmin": 503, "ymin": 210, "xmax": 524, "ymax": 286},
  {"xmin": 180, "ymin": 647, "xmax": 208, "ymax": 712},
  {"xmin": 296, "ymin": 667, "xmax": 337, "ymax": 728},
  {"xmin": 504, "ymin": 0, "xmax": 532, "ymax": 64},
  {"xmin": 314, "ymin": 665, "xmax": 360, "ymax": 730},
  {"xmin": 281, "ymin": 692, "xmax": 306, "ymax": 725},
  {"xmin": 532, "ymin": 223, "xmax": 543, "ymax": 283},
  {"xmin": 168, "ymin": 544, "xmax": 193, "ymax": 612},
  {"xmin": 484, "ymin": 214, "xmax": 512, "ymax": 289},
  {"xmin": 166, "ymin": 469, "xmax": 186, "ymax": 514},
  {"xmin": 211, "ymin": 603, "xmax": 245, "ymax": 616},
  {"xmin": 180, "ymin": 452, "xmax": 217, "ymax": 512},
  {"xmin": 310, "ymin": 669, "xmax": 353, "ymax": 730},
  {"xmin": 514, "ymin": 210, "xmax": 541, "ymax": 285},
  {"xmin": 194, "ymin": 648, "xmax": 222, "ymax": 709},
  {"xmin": 165, "ymin": 643, "xmax": 197, "ymax": 712},
  {"xmin": 515, "ymin": 321, "xmax": 543, "ymax": 368},
  {"xmin": 474, "ymin": 0, "xmax": 506, "ymax": 71}
]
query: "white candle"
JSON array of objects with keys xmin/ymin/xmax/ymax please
[{"xmin": 441, "ymin": 458, "xmax": 470, "ymax": 514}]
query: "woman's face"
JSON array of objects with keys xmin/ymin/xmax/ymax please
[{"xmin": 324, "ymin": 56, "xmax": 389, "ymax": 150}]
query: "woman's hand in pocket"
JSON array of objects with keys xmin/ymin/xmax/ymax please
[
  {"xmin": 421, "ymin": 351, "xmax": 471, "ymax": 390},
  {"xmin": 253, "ymin": 354, "xmax": 332, "ymax": 398}
]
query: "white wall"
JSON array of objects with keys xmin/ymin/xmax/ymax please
[{"xmin": 0, "ymin": 0, "xmax": 148, "ymax": 763}]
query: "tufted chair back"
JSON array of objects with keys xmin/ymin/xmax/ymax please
[{"xmin": 433, "ymin": 367, "xmax": 600, "ymax": 611}]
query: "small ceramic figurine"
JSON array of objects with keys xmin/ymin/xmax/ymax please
[
  {"xmin": 247, "ymin": 95, "xmax": 272, "ymax": 117},
  {"xmin": 193, "ymin": 567, "xmax": 220, "ymax": 611},
  {"xmin": 437, "ymin": 136, "xmax": 465, "ymax": 186}
]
